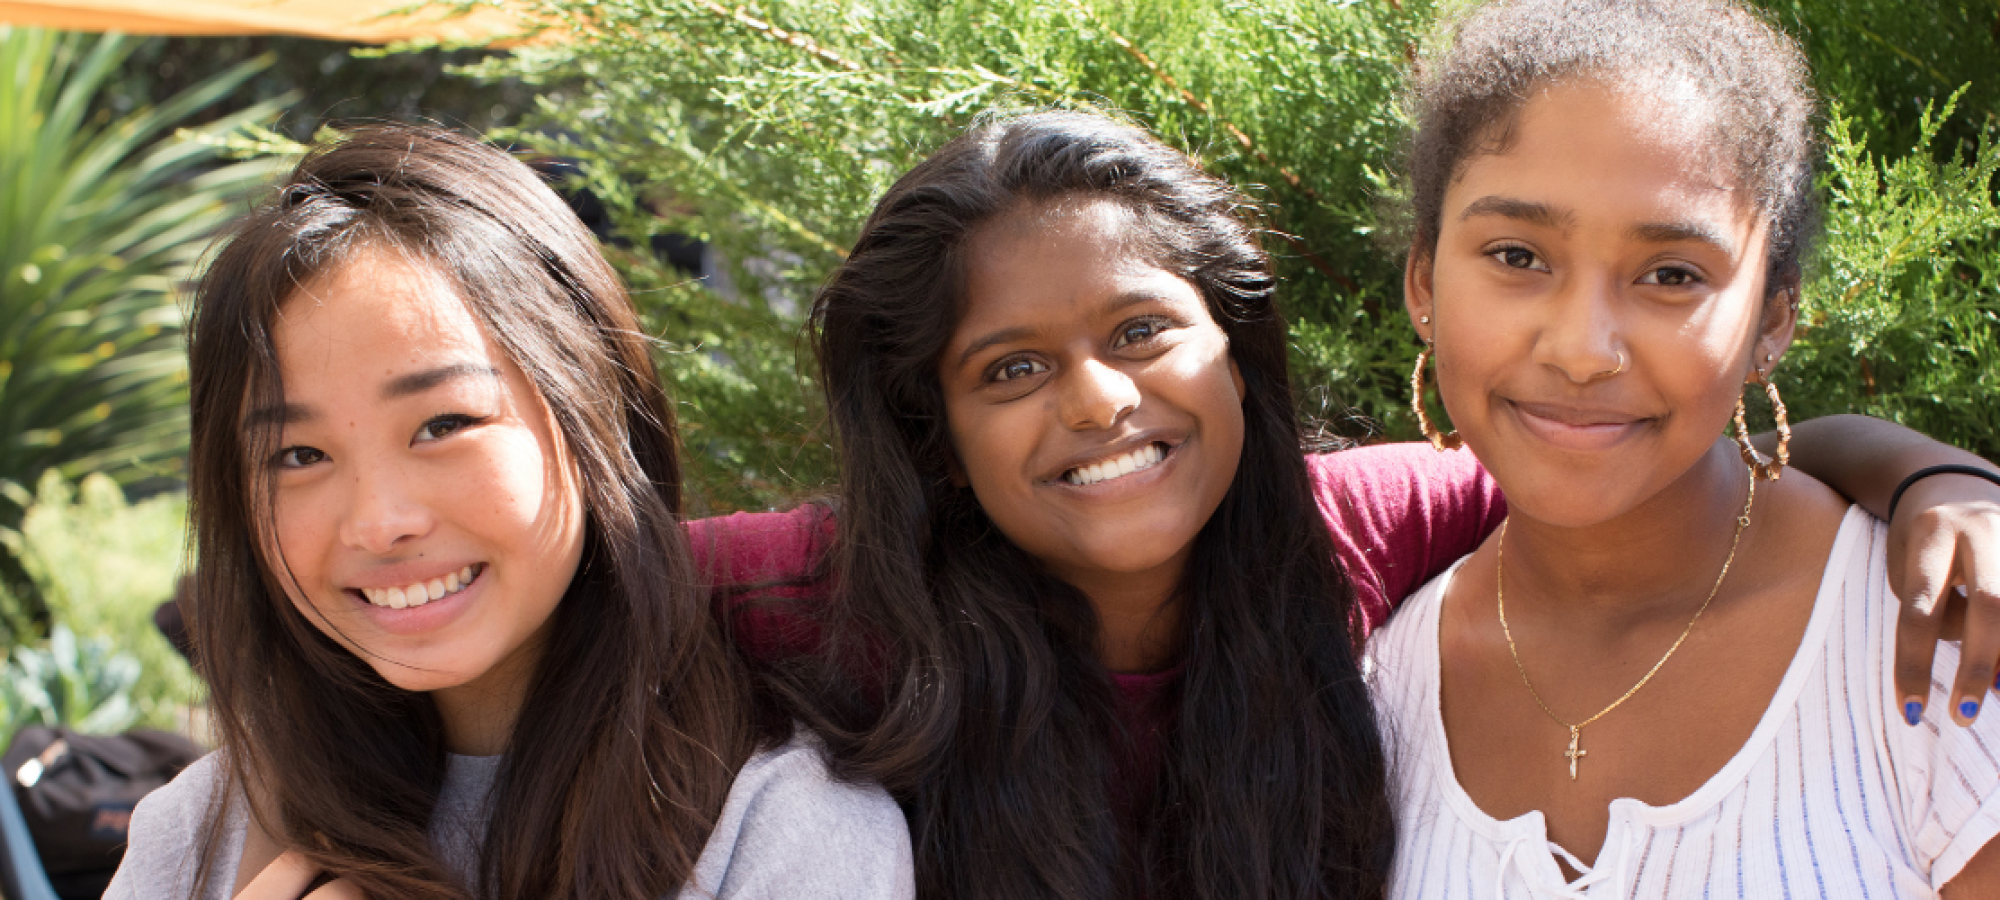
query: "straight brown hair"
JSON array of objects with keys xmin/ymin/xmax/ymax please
[{"xmin": 184, "ymin": 125, "xmax": 754, "ymax": 898}]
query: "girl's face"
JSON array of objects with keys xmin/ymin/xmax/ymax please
[
  {"xmin": 258, "ymin": 246, "xmax": 586, "ymax": 699},
  {"xmin": 938, "ymin": 198, "xmax": 1246, "ymax": 598},
  {"xmin": 1407, "ymin": 82, "xmax": 1795, "ymax": 526}
]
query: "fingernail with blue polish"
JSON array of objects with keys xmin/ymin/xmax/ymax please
[
  {"xmin": 1905, "ymin": 701, "xmax": 1924, "ymax": 725},
  {"xmin": 1961, "ymin": 699, "xmax": 1981, "ymax": 721}
]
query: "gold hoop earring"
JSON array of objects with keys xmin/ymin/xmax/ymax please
[
  {"xmin": 1411, "ymin": 344, "xmax": 1462, "ymax": 452},
  {"xmin": 1733, "ymin": 372, "xmax": 1790, "ymax": 481}
]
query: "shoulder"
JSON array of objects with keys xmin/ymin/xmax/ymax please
[
  {"xmin": 128, "ymin": 752, "xmax": 230, "ymax": 853},
  {"xmin": 685, "ymin": 730, "xmax": 913, "ymax": 899},
  {"xmin": 107, "ymin": 752, "xmax": 242, "ymax": 900},
  {"xmin": 686, "ymin": 505, "xmax": 837, "ymax": 581},
  {"xmin": 1363, "ymin": 561, "xmax": 1452, "ymax": 709},
  {"xmin": 1830, "ymin": 507, "xmax": 2000, "ymax": 888},
  {"xmin": 1307, "ymin": 442, "xmax": 1489, "ymax": 497}
]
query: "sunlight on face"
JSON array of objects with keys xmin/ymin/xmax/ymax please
[
  {"xmin": 257, "ymin": 245, "xmax": 585, "ymax": 702},
  {"xmin": 1410, "ymin": 81, "xmax": 1788, "ymax": 527},
  {"xmin": 938, "ymin": 198, "xmax": 1246, "ymax": 604}
]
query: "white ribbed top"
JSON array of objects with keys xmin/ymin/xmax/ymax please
[{"xmin": 1367, "ymin": 507, "xmax": 2000, "ymax": 899}]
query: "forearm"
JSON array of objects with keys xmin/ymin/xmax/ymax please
[{"xmin": 1767, "ymin": 414, "xmax": 1998, "ymax": 519}]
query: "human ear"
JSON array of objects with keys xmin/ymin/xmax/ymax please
[
  {"xmin": 1404, "ymin": 245, "xmax": 1437, "ymax": 342},
  {"xmin": 1750, "ymin": 283, "xmax": 1801, "ymax": 381}
]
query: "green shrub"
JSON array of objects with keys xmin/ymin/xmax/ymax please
[
  {"xmin": 477, "ymin": 0, "xmax": 1999, "ymax": 509},
  {"xmin": 0, "ymin": 26, "xmax": 287, "ymax": 597},
  {"xmin": 0, "ymin": 625, "xmax": 145, "ymax": 737},
  {"xmin": 0, "ymin": 471, "xmax": 195, "ymax": 734},
  {"xmin": 1788, "ymin": 91, "xmax": 2000, "ymax": 456}
]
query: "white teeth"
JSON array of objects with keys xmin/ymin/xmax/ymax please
[
  {"xmin": 1064, "ymin": 443, "xmax": 1168, "ymax": 487},
  {"xmin": 359, "ymin": 565, "xmax": 480, "ymax": 610}
]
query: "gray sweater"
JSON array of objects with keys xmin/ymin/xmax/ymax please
[{"xmin": 105, "ymin": 732, "xmax": 915, "ymax": 899}]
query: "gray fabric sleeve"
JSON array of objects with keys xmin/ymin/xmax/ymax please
[
  {"xmin": 681, "ymin": 731, "xmax": 915, "ymax": 900},
  {"xmin": 104, "ymin": 752, "xmax": 244, "ymax": 900}
]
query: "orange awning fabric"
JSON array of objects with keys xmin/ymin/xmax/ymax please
[{"xmin": 0, "ymin": 1, "xmax": 540, "ymax": 44}]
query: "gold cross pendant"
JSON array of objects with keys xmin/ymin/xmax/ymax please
[{"xmin": 1565, "ymin": 726, "xmax": 1587, "ymax": 780}]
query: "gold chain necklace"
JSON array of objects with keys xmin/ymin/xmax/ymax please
[{"xmin": 1496, "ymin": 465, "xmax": 1757, "ymax": 781}]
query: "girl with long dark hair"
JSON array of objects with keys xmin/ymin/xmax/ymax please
[
  {"xmin": 108, "ymin": 126, "xmax": 913, "ymax": 899},
  {"xmin": 700, "ymin": 108, "xmax": 2000, "ymax": 899}
]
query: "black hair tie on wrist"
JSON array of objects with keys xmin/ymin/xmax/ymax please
[{"xmin": 1887, "ymin": 464, "xmax": 2000, "ymax": 521}]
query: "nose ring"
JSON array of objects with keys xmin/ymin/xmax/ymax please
[{"xmin": 1608, "ymin": 351, "xmax": 1628, "ymax": 377}]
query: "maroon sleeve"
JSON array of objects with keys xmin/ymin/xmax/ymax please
[
  {"xmin": 1308, "ymin": 444, "xmax": 1506, "ymax": 635},
  {"xmin": 685, "ymin": 505, "xmax": 838, "ymax": 663},
  {"xmin": 686, "ymin": 505, "xmax": 836, "ymax": 589}
]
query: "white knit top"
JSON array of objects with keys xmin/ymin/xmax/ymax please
[{"xmin": 1366, "ymin": 507, "xmax": 2000, "ymax": 898}]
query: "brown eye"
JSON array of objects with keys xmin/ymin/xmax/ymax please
[
  {"xmin": 1113, "ymin": 318, "xmax": 1169, "ymax": 348},
  {"xmin": 415, "ymin": 413, "xmax": 482, "ymax": 443},
  {"xmin": 993, "ymin": 357, "xmax": 1048, "ymax": 382},
  {"xmin": 1500, "ymin": 248, "xmax": 1539, "ymax": 269},
  {"xmin": 1639, "ymin": 265, "xmax": 1702, "ymax": 287},
  {"xmin": 275, "ymin": 446, "xmax": 327, "ymax": 469}
]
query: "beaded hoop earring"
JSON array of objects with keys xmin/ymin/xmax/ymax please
[
  {"xmin": 1411, "ymin": 343, "xmax": 1462, "ymax": 452},
  {"xmin": 1732, "ymin": 371, "xmax": 1791, "ymax": 481}
]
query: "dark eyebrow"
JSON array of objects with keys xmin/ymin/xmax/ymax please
[
  {"xmin": 382, "ymin": 363, "xmax": 502, "ymax": 400},
  {"xmin": 240, "ymin": 364, "xmax": 500, "ymax": 432},
  {"xmin": 951, "ymin": 292, "xmax": 1172, "ymax": 369},
  {"xmin": 1629, "ymin": 220, "xmax": 1736, "ymax": 257},
  {"xmin": 243, "ymin": 402, "xmax": 312, "ymax": 431},
  {"xmin": 1457, "ymin": 196, "xmax": 1575, "ymax": 230},
  {"xmin": 956, "ymin": 326, "xmax": 1040, "ymax": 369}
]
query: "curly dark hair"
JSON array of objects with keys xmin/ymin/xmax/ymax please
[
  {"xmin": 784, "ymin": 108, "xmax": 1394, "ymax": 900},
  {"xmin": 1403, "ymin": 0, "xmax": 1820, "ymax": 295}
]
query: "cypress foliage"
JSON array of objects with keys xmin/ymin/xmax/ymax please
[{"xmin": 474, "ymin": 0, "xmax": 2000, "ymax": 508}]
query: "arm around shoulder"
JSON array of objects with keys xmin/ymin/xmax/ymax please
[{"xmin": 686, "ymin": 732, "xmax": 914, "ymax": 900}]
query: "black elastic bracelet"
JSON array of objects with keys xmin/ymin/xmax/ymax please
[{"xmin": 1887, "ymin": 464, "xmax": 2000, "ymax": 521}]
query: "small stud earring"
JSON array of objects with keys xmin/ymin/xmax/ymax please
[{"xmin": 1419, "ymin": 315, "xmax": 1431, "ymax": 326}]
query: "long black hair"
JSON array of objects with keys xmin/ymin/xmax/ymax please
[
  {"xmin": 185, "ymin": 125, "xmax": 754, "ymax": 898},
  {"xmin": 786, "ymin": 109, "xmax": 1394, "ymax": 899}
]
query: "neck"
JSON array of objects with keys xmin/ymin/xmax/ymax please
[
  {"xmin": 1058, "ymin": 552, "xmax": 1187, "ymax": 674},
  {"xmin": 431, "ymin": 639, "xmax": 544, "ymax": 757},
  {"xmin": 1501, "ymin": 441, "xmax": 1754, "ymax": 632}
]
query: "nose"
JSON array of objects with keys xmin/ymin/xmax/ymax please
[
  {"xmin": 1057, "ymin": 356, "xmax": 1141, "ymax": 431},
  {"xmin": 1534, "ymin": 273, "xmax": 1628, "ymax": 384},
  {"xmin": 336, "ymin": 459, "xmax": 433, "ymax": 555}
]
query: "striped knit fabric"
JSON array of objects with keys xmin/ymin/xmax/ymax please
[{"xmin": 1367, "ymin": 507, "xmax": 2000, "ymax": 898}]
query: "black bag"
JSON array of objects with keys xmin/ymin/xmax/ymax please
[{"xmin": 1, "ymin": 726, "xmax": 204, "ymax": 900}]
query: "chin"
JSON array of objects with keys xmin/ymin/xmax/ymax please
[
  {"xmin": 1072, "ymin": 529, "xmax": 1194, "ymax": 575},
  {"xmin": 372, "ymin": 668, "xmax": 457, "ymax": 695},
  {"xmin": 1502, "ymin": 475, "xmax": 1648, "ymax": 529}
]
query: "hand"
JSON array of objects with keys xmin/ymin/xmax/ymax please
[
  {"xmin": 1891, "ymin": 472, "xmax": 2000, "ymax": 727},
  {"xmin": 234, "ymin": 850, "xmax": 366, "ymax": 900}
]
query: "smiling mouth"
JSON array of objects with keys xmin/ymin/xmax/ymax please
[
  {"xmin": 1062, "ymin": 442, "xmax": 1169, "ymax": 487},
  {"xmin": 1510, "ymin": 400, "xmax": 1644, "ymax": 429},
  {"xmin": 357, "ymin": 564, "xmax": 484, "ymax": 610}
]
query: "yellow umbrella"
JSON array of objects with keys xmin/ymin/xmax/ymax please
[{"xmin": 0, "ymin": 0, "xmax": 535, "ymax": 44}]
